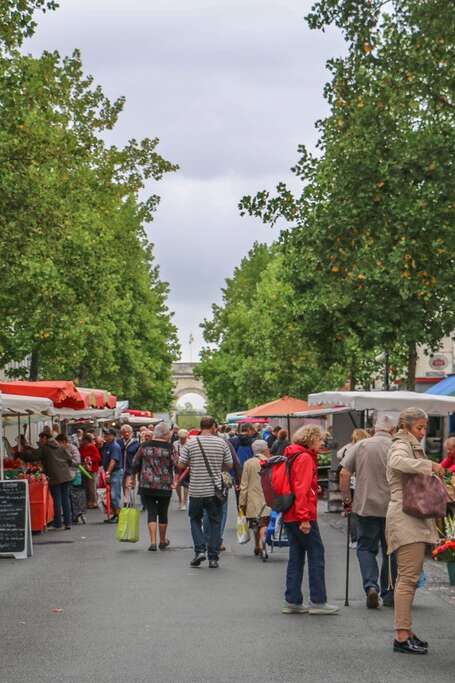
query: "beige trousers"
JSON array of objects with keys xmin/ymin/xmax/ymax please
[
  {"xmin": 394, "ymin": 542, "xmax": 426, "ymax": 631},
  {"xmin": 84, "ymin": 473, "xmax": 97, "ymax": 507}
]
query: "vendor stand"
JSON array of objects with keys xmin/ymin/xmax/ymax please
[
  {"xmin": 304, "ymin": 390, "xmax": 455, "ymax": 513},
  {"xmin": 1, "ymin": 393, "xmax": 56, "ymax": 532}
]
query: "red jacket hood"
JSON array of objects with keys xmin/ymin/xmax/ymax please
[{"xmin": 284, "ymin": 444, "xmax": 317, "ymax": 460}]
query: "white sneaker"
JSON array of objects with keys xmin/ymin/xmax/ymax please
[
  {"xmin": 349, "ymin": 541, "xmax": 358, "ymax": 549},
  {"xmin": 282, "ymin": 602, "xmax": 309, "ymax": 614},
  {"xmin": 308, "ymin": 602, "xmax": 339, "ymax": 615},
  {"xmin": 180, "ymin": 504, "xmax": 187, "ymax": 511}
]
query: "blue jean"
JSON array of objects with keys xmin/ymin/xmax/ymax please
[
  {"xmin": 110, "ymin": 469, "xmax": 123, "ymax": 511},
  {"xmin": 203, "ymin": 495, "xmax": 228, "ymax": 543},
  {"xmin": 356, "ymin": 515, "xmax": 397, "ymax": 598},
  {"xmin": 284, "ymin": 521, "xmax": 327, "ymax": 605},
  {"xmin": 50, "ymin": 482, "xmax": 71, "ymax": 528},
  {"xmin": 189, "ymin": 496, "xmax": 222, "ymax": 560}
]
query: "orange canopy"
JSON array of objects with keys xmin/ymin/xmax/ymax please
[
  {"xmin": 79, "ymin": 388, "xmax": 117, "ymax": 409},
  {"xmin": 245, "ymin": 396, "xmax": 311, "ymax": 417},
  {"xmin": 0, "ymin": 380, "xmax": 86, "ymax": 410}
]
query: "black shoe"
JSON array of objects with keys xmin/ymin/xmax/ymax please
[
  {"xmin": 190, "ymin": 553, "xmax": 206, "ymax": 567},
  {"xmin": 209, "ymin": 559, "xmax": 219, "ymax": 569},
  {"xmin": 366, "ymin": 587, "xmax": 379, "ymax": 609},
  {"xmin": 64, "ymin": 525, "xmax": 71, "ymax": 530},
  {"xmin": 148, "ymin": 544, "xmax": 157, "ymax": 551},
  {"xmin": 411, "ymin": 634, "xmax": 429, "ymax": 649},
  {"xmin": 393, "ymin": 638, "xmax": 427, "ymax": 655},
  {"xmin": 104, "ymin": 515, "xmax": 118, "ymax": 524},
  {"xmin": 382, "ymin": 596, "xmax": 394, "ymax": 607}
]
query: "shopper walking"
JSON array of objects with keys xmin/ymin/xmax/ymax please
[
  {"xmin": 22, "ymin": 431, "xmax": 73, "ymax": 530},
  {"xmin": 118, "ymin": 425, "xmax": 140, "ymax": 494},
  {"xmin": 56, "ymin": 433, "xmax": 87, "ymax": 525},
  {"xmin": 102, "ymin": 429, "xmax": 123, "ymax": 524},
  {"xmin": 239, "ymin": 439, "xmax": 271, "ymax": 558},
  {"xmin": 80, "ymin": 433, "xmax": 102, "ymax": 509},
  {"xmin": 270, "ymin": 428, "xmax": 290, "ymax": 456},
  {"xmin": 130, "ymin": 422, "xmax": 174, "ymax": 551},
  {"xmin": 178, "ymin": 416, "xmax": 233, "ymax": 569},
  {"xmin": 231, "ymin": 423, "xmax": 257, "ymax": 467},
  {"xmin": 340, "ymin": 414, "xmax": 398, "ymax": 609},
  {"xmin": 173, "ymin": 429, "xmax": 189, "ymax": 510},
  {"xmin": 386, "ymin": 407, "xmax": 444, "ymax": 655},
  {"xmin": 282, "ymin": 425, "xmax": 339, "ymax": 615}
]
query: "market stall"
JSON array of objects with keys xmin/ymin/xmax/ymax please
[
  {"xmin": 0, "ymin": 393, "xmax": 56, "ymax": 532},
  {"xmin": 244, "ymin": 395, "xmax": 317, "ymax": 435},
  {"xmin": 304, "ymin": 390, "xmax": 455, "ymax": 513}
]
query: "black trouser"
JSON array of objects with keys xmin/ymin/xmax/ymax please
[
  {"xmin": 142, "ymin": 492, "xmax": 171, "ymax": 524},
  {"xmin": 189, "ymin": 496, "xmax": 222, "ymax": 560}
]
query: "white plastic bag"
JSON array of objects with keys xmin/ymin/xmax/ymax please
[{"xmin": 236, "ymin": 513, "xmax": 251, "ymax": 544}]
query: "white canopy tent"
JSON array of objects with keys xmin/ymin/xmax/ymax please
[
  {"xmin": 54, "ymin": 407, "xmax": 121, "ymax": 422},
  {"xmin": 120, "ymin": 415, "xmax": 161, "ymax": 426},
  {"xmin": 0, "ymin": 393, "xmax": 56, "ymax": 480},
  {"xmin": 307, "ymin": 391, "xmax": 455, "ymax": 417}
]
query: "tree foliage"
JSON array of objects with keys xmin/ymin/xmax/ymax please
[
  {"xmin": 196, "ymin": 244, "xmax": 348, "ymax": 418},
  {"xmin": 0, "ymin": 0, "xmax": 58, "ymax": 49},
  {"xmin": 0, "ymin": 9, "xmax": 179, "ymax": 409},
  {"xmin": 241, "ymin": 0, "xmax": 455, "ymax": 389}
]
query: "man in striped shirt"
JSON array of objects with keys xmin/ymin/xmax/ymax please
[{"xmin": 179, "ymin": 416, "xmax": 233, "ymax": 569}]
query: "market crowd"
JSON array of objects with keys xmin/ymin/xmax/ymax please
[{"xmin": 15, "ymin": 407, "xmax": 455, "ymax": 656}]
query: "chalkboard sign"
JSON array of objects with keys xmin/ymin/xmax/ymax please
[{"xmin": 0, "ymin": 479, "xmax": 33, "ymax": 559}]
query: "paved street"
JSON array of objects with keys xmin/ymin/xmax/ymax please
[{"xmin": 1, "ymin": 498, "xmax": 454, "ymax": 683}]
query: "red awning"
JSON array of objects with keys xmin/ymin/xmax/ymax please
[
  {"xmin": 123, "ymin": 409, "xmax": 153, "ymax": 417},
  {"xmin": 0, "ymin": 380, "xmax": 86, "ymax": 410},
  {"xmin": 245, "ymin": 396, "xmax": 311, "ymax": 417},
  {"xmin": 79, "ymin": 388, "xmax": 116, "ymax": 409}
]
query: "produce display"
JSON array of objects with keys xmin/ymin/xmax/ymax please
[{"xmin": 3, "ymin": 458, "xmax": 53, "ymax": 531}]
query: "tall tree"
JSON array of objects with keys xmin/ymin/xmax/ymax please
[
  {"xmin": 0, "ymin": 24, "xmax": 179, "ymax": 407},
  {"xmin": 241, "ymin": 0, "xmax": 455, "ymax": 389}
]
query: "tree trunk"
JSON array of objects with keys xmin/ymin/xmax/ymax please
[
  {"xmin": 349, "ymin": 359, "xmax": 356, "ymax": 390},
  {"xmin": 29, "ymin": 350, "xmax": 39, "ymax": 381},
  {"xmin": 78, "ymin": 364, "xmax": 89, "ymax": 386},
  {"xmin": 406, "ymin": 342, "xmax": 417, "ymax": 390}
]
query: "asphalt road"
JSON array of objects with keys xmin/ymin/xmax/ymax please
[{"xmin": 1, "ymin": 497, "xmax": 454, "ymax": 683}]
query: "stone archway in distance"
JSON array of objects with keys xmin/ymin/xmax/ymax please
[{"xmin": 171, "ymin": 362, "xmax": 207, "ymax": 422}]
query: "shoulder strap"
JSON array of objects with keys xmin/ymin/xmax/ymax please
[{"xmin": 196, "ymin": 437, "xmax": 219, "ymax": 489}]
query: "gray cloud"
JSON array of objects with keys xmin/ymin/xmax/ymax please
[{"xmin": 25, "ymin": 0, "xmax": 345, "ymax": 362}]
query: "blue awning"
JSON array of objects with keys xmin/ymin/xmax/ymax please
[{"xmin": 426, "ymin": 375, "xmax": 455, "ymax": 396}]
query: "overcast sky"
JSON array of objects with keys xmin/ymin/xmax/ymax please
[{"xmin": 26, "ymin": 0, "xmax": 344, "ymax": 368}]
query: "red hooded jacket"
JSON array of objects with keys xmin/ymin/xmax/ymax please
[{"xmin": 282, "ymin": 444, "xmax": 318, "ymax": 524}]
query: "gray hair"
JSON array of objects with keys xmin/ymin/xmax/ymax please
[
  {"xmin": 374, "ymin": 412, "xmax": 398, "ymax": 432},
  {"xmin": 444, "ymin": 436, "xmax": 455, "ymax": 452},
  {"xmin": 398, "ymin": 407, "xmax": 428, "ymax": 431},
  {"xmin": 153, "ymin": 422, "xmax": 171, "ymax": 439},
  {"xmin": 252, "ymin": 439, "xmax": 268, "ymax": 455}
]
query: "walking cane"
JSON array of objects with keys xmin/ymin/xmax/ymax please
[{"xmin": 345, "ymin": 512, "xmax": 351, "ymax": 607}]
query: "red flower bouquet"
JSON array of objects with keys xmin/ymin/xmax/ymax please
[{"xmin": 432, "ymin": 540, "xmax": 455, "ymax": 563}]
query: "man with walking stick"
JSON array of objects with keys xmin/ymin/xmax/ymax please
[{"xmin": 340, "ymin": 413, "xmax": 398, "ymax": 609}]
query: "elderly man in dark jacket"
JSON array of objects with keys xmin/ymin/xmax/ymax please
[{"xmin": 22, "ymin": 431, "xmax": 73, "ymax": 529}]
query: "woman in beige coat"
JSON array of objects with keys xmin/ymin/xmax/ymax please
[
  {"xmin": 239, "ymin": 439, "xmax": 271, "ymax": 558},
  {"xmin": 386, "ymin": 407, "xmax": 444, "ymax": 655}
]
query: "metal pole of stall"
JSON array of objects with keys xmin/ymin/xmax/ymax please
[
  {"xmin": 345, "ymin": 512, "xmax": 351, "ymax": 607},
  {"xmin": 384, "ymin": 351, "xmax": 390, "ymax": 391}
]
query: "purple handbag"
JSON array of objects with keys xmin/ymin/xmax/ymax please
[{"xmin": 402, "ymin": 473, "xmax": 448, "ymax": 519}]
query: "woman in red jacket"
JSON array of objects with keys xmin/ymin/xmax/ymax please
[
  {"xmin": 282, "ymin": 425, "xmax": 339, "ymax": 615},
  {"xmin": 80, "ymin": 433, "xmax": 102, "ymax": 509}
]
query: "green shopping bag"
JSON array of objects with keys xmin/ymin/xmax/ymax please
[{"xmin": 116, "ymin": 504, "xmax": 140, "ymax": 543}]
